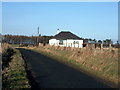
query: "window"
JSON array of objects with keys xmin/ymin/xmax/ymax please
[
  {"xmin": 59, "ymin": 40, "xmax": 63, "ymax": 45},
  {"xmin": 73, "ymin": 41, "xmax": 79, "ymax": 44}
]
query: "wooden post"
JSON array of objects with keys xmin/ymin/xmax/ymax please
[
  {"xmin": 95, "ymin": 44, "xmax": 97, "ymax": 49},
  {"xmin": 78, "ymin": 43, "xmax": 79, "ymax": 48},
  {"xmin": 109, "ymin": 44, "xmax": 112, "ymax": 51},
  {"xmin": 101, "ymin": 44, "xmax": 103, "ymax": 49},
  {"xmin": 109, "ymin": 44, "xmax": 112, "ymax": 48}
]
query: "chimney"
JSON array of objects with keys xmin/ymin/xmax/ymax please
[{"xmin": 57, "ymin": 29, "xmax": 60, "ymax": 34}]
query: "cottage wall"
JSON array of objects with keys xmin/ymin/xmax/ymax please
[
  {"xmin": 49, "ymin": 39, "xmax": 83, "ymax": 48},
  {"xmin": 49, "ymin": 39, "xmax": 59, "ymax": 46}
]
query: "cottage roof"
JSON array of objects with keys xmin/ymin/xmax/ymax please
[{"xmin": 53, "ymin": 31, "xmax": 82, "ymax": 40}]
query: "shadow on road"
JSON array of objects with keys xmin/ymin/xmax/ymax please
[{"xmin": 17, "ymin": 48, "xmax": 111, "ymax": 88}]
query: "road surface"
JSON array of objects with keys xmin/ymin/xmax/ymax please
[{"xmin": 18, "ymin": 48, "xmax": 110, "ymax": 88}]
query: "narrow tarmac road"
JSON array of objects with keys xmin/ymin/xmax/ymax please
[{"xmin": 18, "ymin": 48, "xmax": 110, "ymax": 88}]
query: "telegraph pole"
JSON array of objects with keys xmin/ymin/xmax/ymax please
[
  {"xmin": 38, "ymin": 26, "xmax": 39, "ymax": 36},
  {"xmin": 37, "ymin": 26, "xmax": 39, "ymax": 46}
]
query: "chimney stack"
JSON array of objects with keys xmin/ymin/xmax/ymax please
[{"xmin": 57, "ymin": 29, "xmax": 60, "ymax": 34}]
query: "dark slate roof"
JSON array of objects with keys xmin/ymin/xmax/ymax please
[{"xmin": 53, "ymin": 31, "xmax": 82, "ymax": 40}]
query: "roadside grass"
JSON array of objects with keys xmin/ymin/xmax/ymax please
[
  {"xmin": 2, "ymin": 48, "xmax": 30, "ymax": 88},
  {"xmin": 2, "ymin": 43, "xmax": 14, "ymax": 69},
  {"xmin": 1, "ymin": 43, "xmax": 9, "ymax": 54},
  {"xmin": 26, "ymin": 45, "xmax": 119, "ymax": 87},
  {"xmin": 9, "ymin": 44, "xmax": 19, "ymax": 48}
]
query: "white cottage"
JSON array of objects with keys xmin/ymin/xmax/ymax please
[{"xmin": 49, "ymin": 31, "xmax": 83, "ymax": 48}]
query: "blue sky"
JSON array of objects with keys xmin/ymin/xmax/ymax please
[{"xmin": 2, "ymin": 2, "xmax": 118, "ymax": 41}]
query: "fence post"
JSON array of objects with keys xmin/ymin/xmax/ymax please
[
  {"xmin": 109, "ymin": 44, "xmax": 112, "ymax": 48},
  {"xmin": 101, "ymin": 44, "xmax": 103, "ymax": 49},
  {"xmin": 109, "ymin": 44, "xmax": 112, "ymax": 51}
]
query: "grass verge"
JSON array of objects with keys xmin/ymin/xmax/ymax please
[{"xmin": 2, "ymin": 48, "xmax": 30, "ymax": 88}]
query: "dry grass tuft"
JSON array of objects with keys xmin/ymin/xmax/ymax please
[{"xmin": 1, "ymin": 43, "xmax": 9, "ymax": 54}]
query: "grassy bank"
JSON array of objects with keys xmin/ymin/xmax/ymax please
[
  {"xmin": 2, "ymin": 48, "xmax": 30, "ymax": 88},
  {"xmin": 27, "ymin": 45, "xmax": 119, "ymax": 87}
]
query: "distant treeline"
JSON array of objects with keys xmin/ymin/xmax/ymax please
[
  {"xmin": 2, "ymin": 34, "xmax": 119, "ymax": 47},
  {"xmin": 2, "ymin": 34, "xmax": 53, "ymax": 45}
]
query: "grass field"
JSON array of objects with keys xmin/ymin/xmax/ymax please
[{"xmin": 27, "ymin": 45, "xmax": 119, "ymax": 87}]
